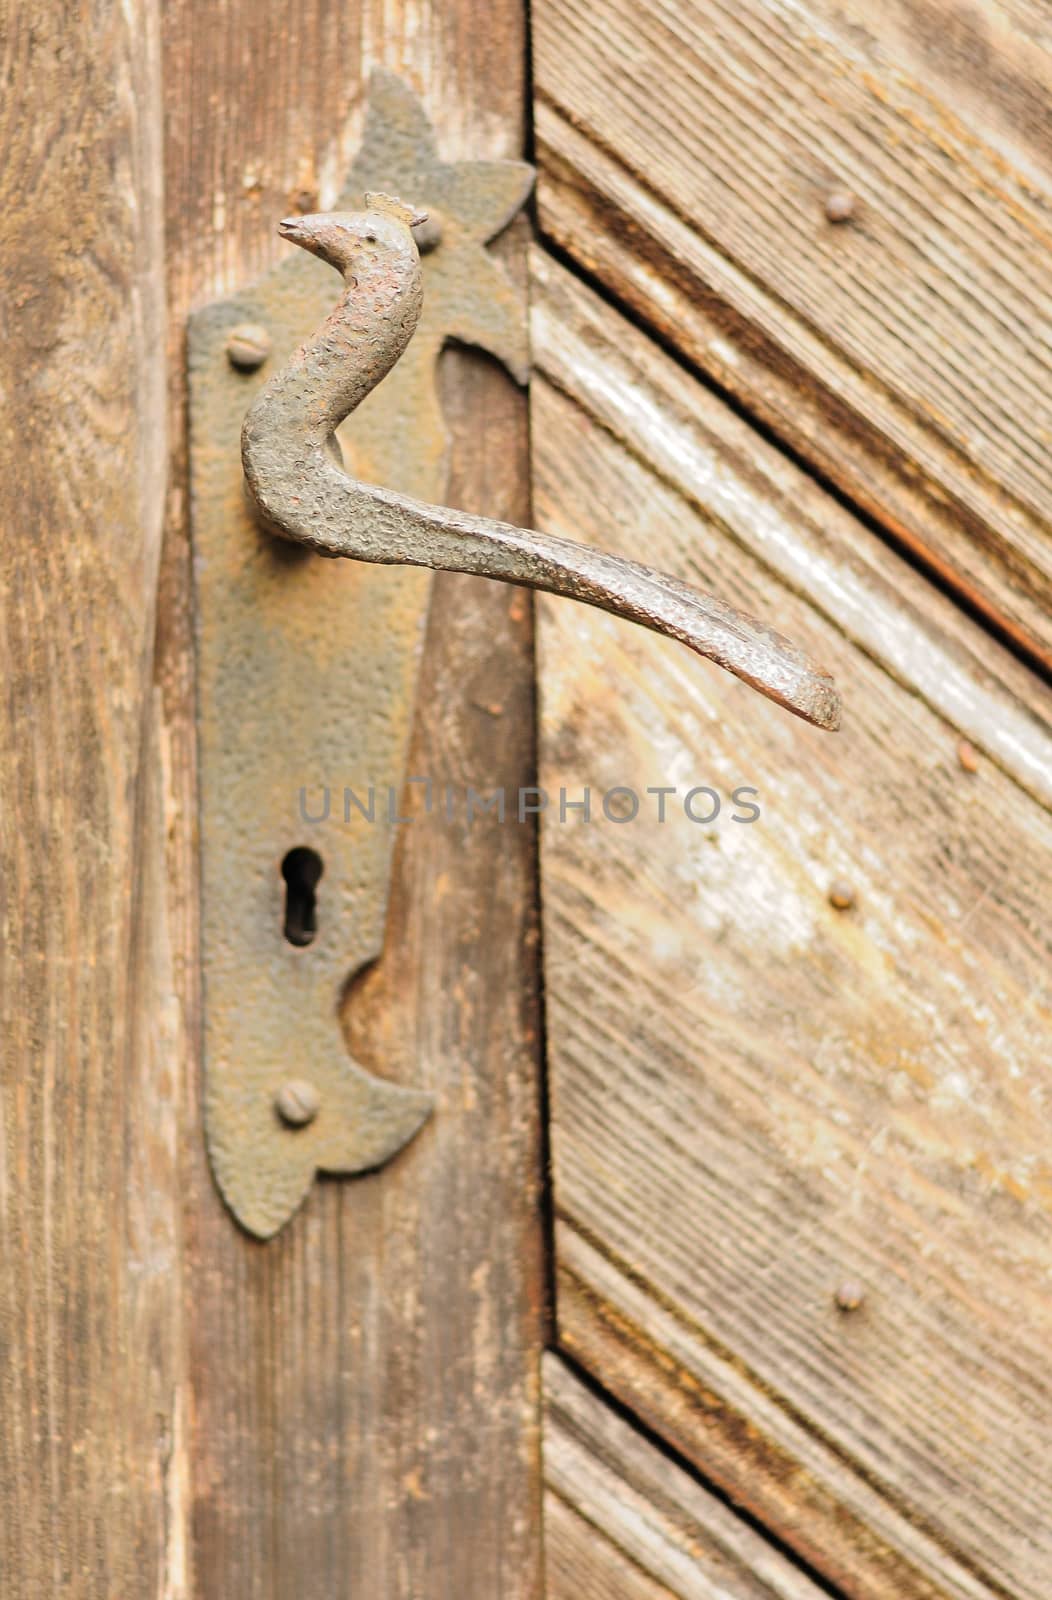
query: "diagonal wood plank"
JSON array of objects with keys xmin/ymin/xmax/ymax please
[
  {"xmin": 533, "ymin": 0, "xmax": 1052, "ymax": 667},
  {"xmin": 532, "ymin": 249, "xmax": 1052, "ymax": 1600},
  {"xmin": 545, "ymin": 1354, "xmax": 826, "ymax": 1599}
]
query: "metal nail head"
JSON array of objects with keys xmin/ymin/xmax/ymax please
[
  {"xmin": 226, "ymin": 323, "xmax": 272, "ymax": 372},
  {"xmin": 834, "ymin": 1281, "xmax": 865, "ymax": 1312},
  {"xmin": 275, "ymin": 1078, "xmax": 321, "ymax": 1128},
  {"xmin": 825, "ymin": 191, "xmax": 855, "ymax": 224}
]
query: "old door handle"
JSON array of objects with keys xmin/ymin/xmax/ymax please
[
  {"xmin": 193, "ymin": 84, "xmax": 842, "ymax": 1243},
  {"xmin": 242, "ymin": 192, "xmax": 842, "ymax": 733}
]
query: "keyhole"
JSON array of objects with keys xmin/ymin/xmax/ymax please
[{"xmin": 282, "ymin": 847, "xmax": 323, "ymax": 947}]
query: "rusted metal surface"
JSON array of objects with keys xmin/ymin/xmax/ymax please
[
  {"xmin": 189, "ymin": 72, "xmax": 533, "ymax": 1238},
  {"xmin": 243, "ymin": 211, "xmax": 842, "ymax": 732}
]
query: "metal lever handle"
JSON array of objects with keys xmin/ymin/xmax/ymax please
[{"xmin": 242, "ymin": 192, "xmax": 841, "ymax": 732}]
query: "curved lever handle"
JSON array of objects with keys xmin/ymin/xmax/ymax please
[{"xmin": 242, "ymin": 193, "xmax": 841, "ymax": 732}]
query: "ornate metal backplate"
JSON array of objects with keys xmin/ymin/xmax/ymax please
[{"xmin": 188, "ymin": 71, "xmax": 533, "ymax": 1237}]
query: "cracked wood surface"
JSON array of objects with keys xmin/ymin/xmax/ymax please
[
  {"xmin": 0, "ymin": 2, "xmax": 181, "ymax": 1594},
  {"xmin": 531, "ymin": 250, "xmax": 1052, "ymax": 1600},
  {"xmin": 533, "ymin": 0, "xmax": 1052, "ymax": 668}
]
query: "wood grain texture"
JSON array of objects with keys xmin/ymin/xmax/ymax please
[
  {"xmin": 0, "ymin": 3, "xmax": 182, "ymax": 1595},
  {"xmin": 531, "ymin": 252, "xmax": 1052, "ymax": 1600},
  {"xmin": 532, "ymin": 0, "xmax": 1052, "ymax": 667},
  {"xmin": 545, "ymin": 1355, "xmax": 824, "ymax": 1600},
  {"xmin": 160, "ymin": 6, "xmax": 544, "ymax": 1595}
]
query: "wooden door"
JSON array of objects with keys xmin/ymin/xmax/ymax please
[
  {"xmin": 3, "ymin": 4, "xmax": 542, "ymax": 1595},
  {"xmin": 2, "ymin": 2, "xmax": 1050, "ymax": 1598},
  {"xmin": 532, "ymin": 6, "xmax": 1052, "ymax": 1597}
]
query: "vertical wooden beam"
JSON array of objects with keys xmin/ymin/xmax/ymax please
[
  {"xmin": 0, "ymin": 3, "xmax": 181, "ymax": 1596},
  {"xmin": 159, "ymin": 5, "xmax": 542, "ymax": 1593}
]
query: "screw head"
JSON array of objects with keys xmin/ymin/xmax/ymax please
[
  {"xmin": 828, "ymin": 879, "xmax": 856, "ymax": 911},
  {"xmin": 226, "ymin": 322, "xmax": 272, "ymax": 372},
  {"xmin": 274, "ymin": 1078, "xmax": 320, "ymax": 1128},
  {"xmin": 824, "ymin": 190, "xmax": 856, "ymax": 224},
  {"xmin": 834, "ymin": 1281, "xmax": 865, "ymax": 1312}
]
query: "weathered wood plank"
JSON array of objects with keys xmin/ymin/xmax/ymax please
[
  {"xmin": 533, "ymin": 0, "xmax": 1052, "ymax": 666},
  {"xmin": 548, "ymin": 1496, "xmax": 680, "ymax": 1600},
  {"xmin": 0, "ymin": 4, "xmax": 182, "ymax": 1595},
  {"xmin": 545, "ymin": 1355, "xmax": 825, "ymax": 1600},
  {"xmin": 160, "ymin": 6, "xmax": 543, "ymax": 1594},
  {"xmin": 531, "ymin": 251, "xmax": 1052, "ymax": 1600},
  {"xmin": 528, "ymin": 252, "xmax": 1051, "ymax": 810}
]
